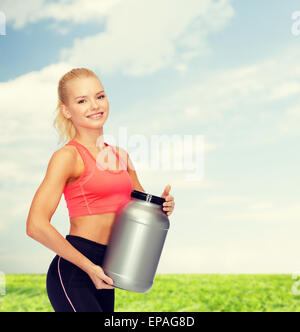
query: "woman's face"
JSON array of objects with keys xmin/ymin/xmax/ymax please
[{"xmin": 62, "ymin": 76, "xmax": 109, "ymax": 129}]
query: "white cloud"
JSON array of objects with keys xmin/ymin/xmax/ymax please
[
  {"xmin": 0, "ymin": 161, "xmax": 44, "ymax": 185},
  {"xmin": 1, "ymin": 0, "xmax": 121, "ymax": 29},
  {"xmin": 0, "ymin": 216, "xmax": 5, "ymax": 232},
  {"xmin": 0, "ymin": 0, "xmax": 44, "ymax": 29},
  {"xmin": 276, "ymin": 104, "xmax": 300, "ymax": 136},
  {"xmin": 132, "ymin": 44, "xmax": 300, "ymax": 144},
  {"xmin": 0, "ymin": 248, "xmax": 55, "ymax": 273},
  {"xmin": 0, "ymin": 62, "xmax": 73, "ymax": 233},
  {"xmin": 158, "ymin": 240, "xmax": 300, "ymax": 273},
  {"xmin": 44, "ymin": 0, "xmax": 121, "ymax": 24},
  {"xmin": 266, "ymin": 82, "xmax": 300, "ymax": 101},
  {"xmin": 287, "ymin": 105, "xmax": 300, "ymax": 118},
  {"xmin": 2, "ymin": 0, "xmax": 235, "ymax": 75},
  {"xmin": 0, "ymin": 62, "xmax": 72, "ymax": 143},
  {"xmin": 219, "ymin": 202, "xmax": 300, "ymax": 224},
  {"xmin": 59, "ymin": 0, "xmax": 234, "ymax": 76},
  {"xmin": 157, "ymin": 195, "xmax": 300, "ymax": 273},
  {"xmin": 199, "ymin": 193, "xmax": 300, "ymax": 215}
]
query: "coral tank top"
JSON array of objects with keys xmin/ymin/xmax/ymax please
[{"xmin": 63, "ymin": 140, "xmax": 134, "ymax": 218}]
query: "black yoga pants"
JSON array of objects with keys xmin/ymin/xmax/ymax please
[{"xmin": 46, "ymin": 235, "xmax": 115, "ymax": 312}]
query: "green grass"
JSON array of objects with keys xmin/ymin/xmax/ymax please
[{"xmin": 0, "ymin": 274, "xmax": 299, "ymax": 312}]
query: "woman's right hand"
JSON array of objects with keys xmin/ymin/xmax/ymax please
[{"xmin": 86, "ymin": 264, "xmax": 115, "ymax": 290}]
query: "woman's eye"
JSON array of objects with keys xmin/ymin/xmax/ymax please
[{"xmin": 78, "ymin": 95, "xmax": 104, "ymax": 104}]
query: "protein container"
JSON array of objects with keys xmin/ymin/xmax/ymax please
[{"xmin": 102, "ymin": 190, "xmax": 170, "ymax": 293}]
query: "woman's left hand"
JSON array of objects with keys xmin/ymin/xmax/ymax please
[{"xmin": 161, "ymin": 184, "xmax": 175, "ymax": 217}]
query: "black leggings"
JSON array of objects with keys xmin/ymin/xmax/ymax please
[{"xmin": 46, "ymin": 235, "xmax": 115, "ymax": 312}]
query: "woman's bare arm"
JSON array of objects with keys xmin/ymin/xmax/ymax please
[{"xmin": 26, "ymin": 147, "xmax": 114, "ymax": 289}]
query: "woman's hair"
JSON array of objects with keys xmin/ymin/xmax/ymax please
[{"xmin": 52, "ymin": 68, "xmax": 99, "ymax": 145}]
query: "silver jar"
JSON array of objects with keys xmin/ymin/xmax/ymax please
[{"xmin": 102, "ymin": 190, "xmax": 170, "ymax": 293}]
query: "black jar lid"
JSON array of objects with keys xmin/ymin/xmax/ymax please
[{"xmin": 131, "ymin": 190, "xmax": 165, "ymax": 206}]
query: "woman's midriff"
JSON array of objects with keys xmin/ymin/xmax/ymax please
[{"xmin": 69, "ymin": 213, "xmax": 117, "ymax": 245}]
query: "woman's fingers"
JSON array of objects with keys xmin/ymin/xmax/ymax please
[
  {"xmin": 100, "ymin": 272, "xmax": 114, "ymax": 286},
  {"xmin": 87, "ymin": 265, "xmax": 115, "ymax": 290},
  {"xmin": 97, "ymin": 266, "xmax": 114, "ymax": 285},
  {"xmin": 97, "ymin": 270, "xmax": 115, "ymax": 289},
  {"xmin": 97, "ymin": 280, "xmax": 115, "ymax": 290},
  {"xmin": 106, "ymin": 276, "xmax": 114, "ymax": 285}
]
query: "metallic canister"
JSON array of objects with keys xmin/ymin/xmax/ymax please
[{"xmin": 102, "ymin": 190, "xmax": 170, "ymax": 293}]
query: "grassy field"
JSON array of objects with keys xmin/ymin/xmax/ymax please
[{"xmin": 0, "ymin": 274, "xmax": 299, "ymax": 312}]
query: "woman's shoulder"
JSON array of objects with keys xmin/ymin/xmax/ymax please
[{"xmin": 51, "ymin": 144, "xmax": 78, "ymax": 167}]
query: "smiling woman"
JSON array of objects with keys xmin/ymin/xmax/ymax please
[
  {"xmin": 26, "ymin": 67, "xmax": 146, "ymax": 312},
  {"xmin": 26, "ymin": 67, "xmax": 174, "ymax": 312}
]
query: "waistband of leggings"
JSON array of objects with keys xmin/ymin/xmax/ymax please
[{"xmin": 66, "ymin": 235, "xmax": 108, "ymax": 250}]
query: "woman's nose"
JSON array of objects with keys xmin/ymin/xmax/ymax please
[{"xmin": 90, "ymin": 99, "xmax": 99, "ymax": 110}]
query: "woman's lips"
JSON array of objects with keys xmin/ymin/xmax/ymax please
[{"xmin": 87, "ymin": 112, "xmax": 104, "ymax": 119}]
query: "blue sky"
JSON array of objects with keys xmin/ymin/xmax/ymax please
[{"xmin": 0, "ymin": 0, "xmax": 300, "ymax": 274}]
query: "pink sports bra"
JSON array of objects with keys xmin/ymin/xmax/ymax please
[{"xmin": 63, "ymin": 140, "xmax": 134, "ymax": 218}]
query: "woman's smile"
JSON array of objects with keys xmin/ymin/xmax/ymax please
[{"xmin": 86, "ymin": 112, "xmax": 104, "ymax": 119}]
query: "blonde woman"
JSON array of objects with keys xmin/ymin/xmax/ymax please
[{"xmin": 26, "ymin": 68, "xmax": 175, "ymax": 312}]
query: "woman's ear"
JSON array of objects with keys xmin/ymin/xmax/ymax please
[{"xmin": 60, "ymin": 104, "xmax": 72, "ymax": 119}]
